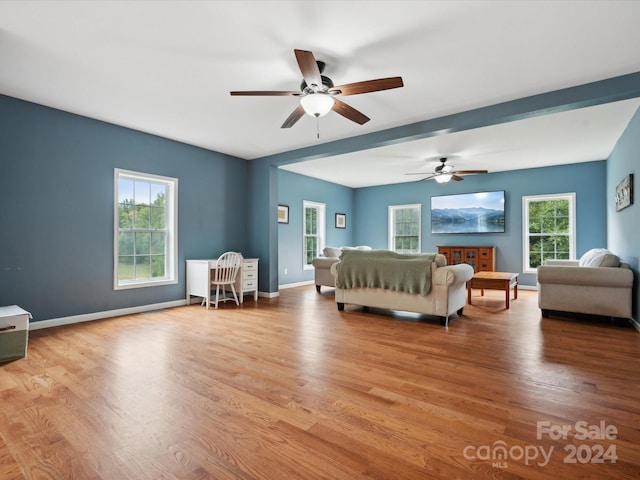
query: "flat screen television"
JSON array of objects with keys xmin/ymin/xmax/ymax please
[{"xmin": 431, "ymin": 190, "xmax": 505, "ymax": 234}]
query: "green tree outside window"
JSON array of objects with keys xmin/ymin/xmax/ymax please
[{"xmin": 524, "ymin": 194, "xmax": 575, "ymax": 272}]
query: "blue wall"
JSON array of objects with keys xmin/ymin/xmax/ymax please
[
  {"xmin": 246, "ymin": 160, "xmax": 278, "ymax": 295},
  {"xmin": 277, "ymin": 169, "xmax": 354, "ymax": 286},
  {"xmin": 354, "ymin": 161, "xmax": 607, "ymax": 287},
  {"xmin": 607, "ymin": 106, "xmax": 640, "ymax": 318},
  {"xmin": 0, "ymin": 95, "xmax": 248, "ymax": 322}
]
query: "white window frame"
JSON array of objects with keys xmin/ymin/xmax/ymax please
[
  {"xmin": 522, "ymin": 192, "xmax": 576, "ymax": 274},
  {"xmin": 388, "ymin": 204, "xmax": 422, "ymax": 254},
  {"xmin": 302, "ymin": 200, "xmax": 325, "ymax": 270},
  {"xmin": 114, "ymin": 168, "xmax": 178, "ymax": 289}
]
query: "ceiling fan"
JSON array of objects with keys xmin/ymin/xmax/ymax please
[
  {"xmin": 230, "ymin": 49, "xmax": 403, "ymax": 129},
  {"xmin": 406, "ymin": 157, "xmax": 488, "ymax": 183}
]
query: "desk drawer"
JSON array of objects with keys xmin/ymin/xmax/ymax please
[
  {"xmin": 243, "ymin": 270, "xmax": 257, "ymax": 281},
  {"xmin": 243, "ymin": 261, "xmax": 257, "ymax": 271},
  {"xmin": 243, "ymin": 280, "xmax": 257, "ymax": 290}
]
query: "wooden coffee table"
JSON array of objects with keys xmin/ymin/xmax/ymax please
[{"xmin": 467, "ymin": 271, "xmax": 518, "ymax": 309}]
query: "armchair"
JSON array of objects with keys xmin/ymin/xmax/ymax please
[{"xmin": 537, "ymin": 249, "xmax": 633, "ymax": 319}]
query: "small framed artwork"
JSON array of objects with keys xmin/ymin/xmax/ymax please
[
  {"xmin": 335, "ymin": 213, "xmax": 346, "ymax": 229},
  {"xmin": 278, "ymin": 204, "xmax": 289, "ymax": 224},
  {"xmin": 615, "ymin": 174, "xmax": 633, "ymax": 212}
]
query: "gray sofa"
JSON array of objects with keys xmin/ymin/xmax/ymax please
[
  {"xmin": 537, "ymin": 249, "xmax": 633, "ymax": 319},
  {"xmin": 330, "ymin": 251, "xmax": 474, "ymax": 326},
  {"xmin": 312, "ymin": 246, "xmax": 371, "ymax": 292}
]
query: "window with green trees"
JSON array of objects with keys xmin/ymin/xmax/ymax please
[
  {"xmin": 388, "ymin": 204, "xmax": 421, "ymax": 254},
  {"xmin": 523, "ymin": 193, "xmax": 575, "ymax": 273},
  {"xmin": 303, "ymin": 201, "xmax": 325, "ymax": 268},
  {"xmin": 114, "ymin": 169, "xmax": 178, "ymax": 289}
]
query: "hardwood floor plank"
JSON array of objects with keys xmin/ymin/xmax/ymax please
[
  {"xmin": 1, "ymin": 288, "xmax": 639, "ymax": 479},
  {"xmin": 0, "ymin": 431, "xmax": 26, "ymax": 480}
]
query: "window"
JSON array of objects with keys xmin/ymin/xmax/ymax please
[
  {"xmin": 114, "ymin": 169, "xmax": 178, "ymax": 289},
  {"xmin": 303, "ymin": 201, "xmax": 325, "ymax": 269},
  {"xmin": 522, "ymin": 193, "xmax": 575, "ymax": 273},
  {"xmin": 389, "ymin": 204, "xmax": 421, "ymax": 253}
]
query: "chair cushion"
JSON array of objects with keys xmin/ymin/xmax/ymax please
[{"xmin": 578, "ymin": 248, "xmax": 620, "ymax": 268}]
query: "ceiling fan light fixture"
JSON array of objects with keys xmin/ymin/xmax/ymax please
[
  {"xmin": 300, "ymin": 93, "xmax": 334, "ymax": 117},
  {"xmin": 435, "ymin": 174, "xmax": 452, "ymax": 183}
]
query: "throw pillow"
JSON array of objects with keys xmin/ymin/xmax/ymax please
[
  {"xmin": 323, "ymin": 247, "xmax": 342, "ymax": 258},
  {"xmin": 579, "ymin": 248, "xmax": 620, "ymax": 268}
]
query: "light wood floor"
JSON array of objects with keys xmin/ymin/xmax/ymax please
[{"xmin": 1, "ymin": 286, "xmax": 639, "ymax": 479}]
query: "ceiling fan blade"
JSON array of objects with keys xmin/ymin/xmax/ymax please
[
  {"xmin": 405, "ymin": 173, "xmax": 437, "ymax": 181},
  {"xmin": 230, "ymin": 90, "xmax": 300, "ymax": 96},
  {"xmin": 332, "ymin": 98, "xmax": 370, "ymax": 125},
  {"xmin": 294, "ymin": 49, "xmax": 322, "ymax": 89},
  {"xmin": 281, "ymin": 105, "xmax": 306, "ymax": 129},
  {"xmin": 419, "ymin": 175, "xmax": 437, "ymax": 182},
  {"xmin": 451, "ymin": 175, "xmax": 464, "ymax": 182},
  {"xmin": 329, "ymin": 77, "xmax": 404, "ymax": 96},
  {"xmin": 452, "ymin": 170, "xmax": 489, "ymax": 174}
]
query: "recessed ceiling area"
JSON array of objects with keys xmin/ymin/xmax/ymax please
[{"xmin": 280, "ymin": 98, "xmax": 640, "ymax": 188}]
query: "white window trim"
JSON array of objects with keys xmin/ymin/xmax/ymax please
[
  {"xmin": 114, "ymin": 168, "xmax": 178, "ymax": 290},
  {"xmin": 388, "ymin": 204, "xmax": 422, "ymax": 253},
  {"xmin": 522, "ymin": 192, "xmax": 576, "ymax": 274},
  {"xmin": 302, "ymin": 200, "xmax": 325, "ymax": 271}
]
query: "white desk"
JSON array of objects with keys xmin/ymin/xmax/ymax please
[{"xmin": 186, "ymin": 258, "xmax": 259, "ymax": 309}]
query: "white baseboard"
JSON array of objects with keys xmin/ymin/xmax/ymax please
[
  {"xmin": 518, "ymin": 285, "xmax": 538, "ymax": 291},
  {"xmin": 278, "ymin": 280, "xmax": 314, "ymax": 290},
  {"xmin": 258, "ymin": 291, "xmax": 279, "ymax": 298},
  {"xmin": 29, "ymin": 299, "xmax": 187, "ymax": 331},
  {"xmin": 630, "ymin": 317, "xmax": 640, "ymax": 333},
  {"xmin": 30, "ymin": 291, "xmax": 285, "ymax": 330}
]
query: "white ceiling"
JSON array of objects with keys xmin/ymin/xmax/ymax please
[
  {"xmin": 1, "ymin": 1, "xmax": 639, "ymax": 187},
  {"xmin": 281, "ymin": 98, "xmax": 640, "ymax": 187}
]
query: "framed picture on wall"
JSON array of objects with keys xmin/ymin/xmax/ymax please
[
  {"xmin": 615, "ymin": 174, "xmax": 633, "ymax": 212},
  {"xmin": 335, "ymin": 213, "xmax": 346, "ymax": 229},
  {"xmin": 278, "ymin": 204, "xmax": 289, "ymax": 224}
]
